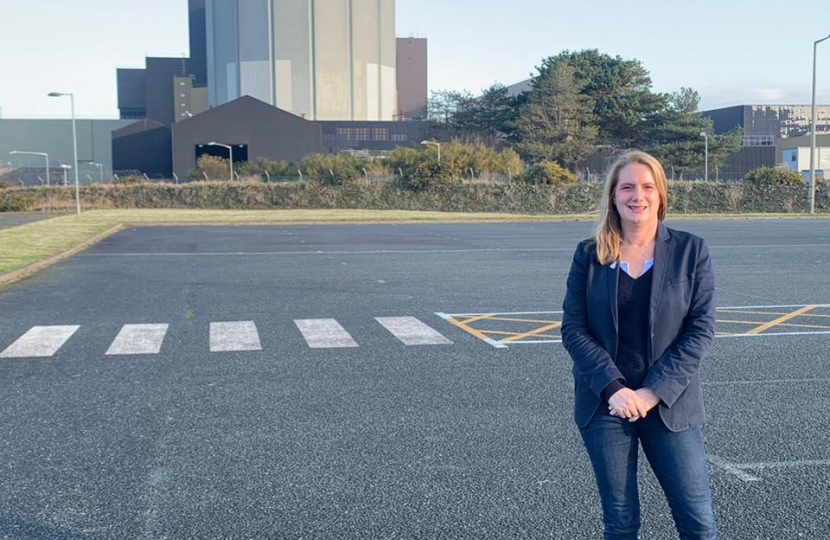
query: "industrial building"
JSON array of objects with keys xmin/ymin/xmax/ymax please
[
  {"xmin": 0, "ymin": 119, "xmax": 134, "ymax": 186},
  {"xmin": 204, "ymin": 0, "xmax": 397, "ymax": 122},
  {"xmin": 105, "ymin": 0, "xmax": 429, "ymax": 179}
]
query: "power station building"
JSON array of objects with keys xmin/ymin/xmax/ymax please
[{"xmin": 205, "ymin": 0, "xmax": 397, "ymax": 121}]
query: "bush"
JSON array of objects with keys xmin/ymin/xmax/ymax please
[
  {"xmin": 519, "ymin": 161, "xmax": 576, "ymax": 185},
  {"xmin": 111, "ymin": 175, "xmax": 144, "ymax": 185},
  {"xmin": 407, "ymin": 162, "xmax": 463, "ymax": 191},
  {"xmin": 190, "ymin": 155, "xmax": 232, "ymax": 181},
  {"xmin": 299, "ymin": 154, "xmax": 364, "ymax": 185},
  {"xmin": 744, "ymin": 166, "xmax": 807, "ymax": 187}
]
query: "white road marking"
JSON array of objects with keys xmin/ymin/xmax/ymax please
[
  {"xmin": 0, "ymin": 326, "xmax": 80, "ymax": 358},
  {"xmin": 106, "ymin": 324, "xmax": 169, "ymax": 355},
  {"xmin": 376, "ymin": 317, "xmax": 453, "ymax": 346},
  {"xmin": 737, "ymin": 459, "xmax": 830, "ymax": 470},
  {"xmin": 294, "ymin": 319, "xmax": 358, "ymax": 348},
  {"xmin": 704, "ymin": 377, "xmax": 830, "ymax": 386},
  {"xmin": 209, "ymin": 321, "xmax": 262, "ymax": 352},
  {"xmin": 706, "ymin": 454, "xmax": 761, "ymax": 482}
]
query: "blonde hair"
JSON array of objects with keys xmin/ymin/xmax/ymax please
[{"xmin": 593, "ymin": 150, "xmax": 669, "ymax": 265}]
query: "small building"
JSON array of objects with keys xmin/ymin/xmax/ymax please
[
  {"xmin": 171, "ymin": 95, "xmax": 322, "ymax": 179},
  {"xmin": 112, "ymin": 120, "xmax": 172, "ymax": 178},
  {"xmin": 775, "ymin": 134, "xmax": 830, "ymax": 179}
]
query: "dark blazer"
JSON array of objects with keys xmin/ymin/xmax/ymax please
[{"xmin": 561, "ymin": 222, "xmax": 716, "ymax": 432}]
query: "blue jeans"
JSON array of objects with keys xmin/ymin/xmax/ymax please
[{"xmin": 579, "ymin": 407, "xmax": 717, "ymax": 540}]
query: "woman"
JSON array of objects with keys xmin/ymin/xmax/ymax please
[{"xmin": 561, "ymin": 150, "xmax": 717, "ymax": 539}]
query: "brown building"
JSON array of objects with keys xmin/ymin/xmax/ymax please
[
  {"xmin": 171, "ymin": 96, "xmax": 322, "ymax": 179},
  {"xmin": 396, "ymin": 37, "xmax": 428, "ymax": 120}
]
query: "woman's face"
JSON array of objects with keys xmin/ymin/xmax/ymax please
[{"xmin": 613, "ymin": 163, "xmax": 661, "ymax": 229}]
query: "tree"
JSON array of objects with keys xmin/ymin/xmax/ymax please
[
  {"xmin": 644, "ymin": 88, "xmax": 742, "ymax": 176},
  {"xmin": 427, "ymin": 89, "xmax": 474, "ymax": 124},
  {"xmin": 510, "ymin": 61, "xmax": 598, "ymax": 168},
  {"xmin": 452, "ymin": 83, "xmax": 517, "ymax": 140},
  {"xmin": 535, "ymin": 50, "xmax": 667, "ymax": 148}
]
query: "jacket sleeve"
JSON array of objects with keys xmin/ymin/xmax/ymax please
[
  {"xmin": 643, "ymin": 241, "xmax": 716, "ymax": 407},
  {"xmin": 561, "ymin": 243, "xmax": 625, "ymax": 397}
]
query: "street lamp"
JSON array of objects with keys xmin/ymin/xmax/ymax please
[
  {"xmin": 700, "ymin": 131, "xmax": 709, "ymax": 182},
  {"xmin": 10, "ymin": 150, "xmax": 49, "ymax": 186},
  {"xmin": 208, "ymin": 141, "xmax": 233, "ymax": 181},
  {"xmin": 420, "ymin": 140, "xmax": 441, "ymax": 164},
  {"xmin": 59, "ymin": 164, "xmax": 71, "ymax": 186},
  {"xmin": 810, "ymin": 34, "xmax": 830, "ymax": 214},
  {"xmin": 48, "ymin": 91, "xmax": 80, "ymax": 216},
  {"xmin": 91, "ymin": 162, "xmax": 104, "ymax": 183}
]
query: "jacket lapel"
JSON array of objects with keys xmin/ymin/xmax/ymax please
[
  {"xmin": 649, "ymin": 222, "xmax": 672, "ymax": 332},
  {"xmin": 607, "ymin": 263, "xmax": 619, "ymax": 332}
]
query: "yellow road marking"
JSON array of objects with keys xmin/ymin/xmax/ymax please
[
  {"xmin": 487, "ymin": 316, "xmax": 560, "ymax": 324},
  {"xmin": 718, "ymin": 309, "xmax": 830, "ymax": 319},
  {"xmin": 747, "ymin": 305, "xmax": 818, "ymax": 335},
  {"xmin": 458, "ymin": 314, "xmax": 496, "ymax": 325},
  {"xmin": 718, "ymin": 319, "xmax": 830, "ymax": 330},
  {"xmin": 445, "ymin": 317, "xmax": 494, "ymax": 342},
  {"xmin": 480, "ymin": 330, "xmax": 560, "ymax": 338},
  {"xmin": 500, "ymin": 322, "xmax": 562, "ymax": 343}
]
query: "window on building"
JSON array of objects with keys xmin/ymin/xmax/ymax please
[{"xmin": 373, "ymin": 128, "xmax": 389, "ymax": 141}]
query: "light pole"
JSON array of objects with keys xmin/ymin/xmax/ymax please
[
  {"xmin": 48, "ymin": 92, "xmax": 80, "ymax": 216},
  {"xmin": 60, "ymin": 164, "xmax": 71, "ymax": 186},
  {"xmin": 208, "ymin": 141, "xmax": 233, "ymax": 181},
  {"xmin": 10, "ymin": 150, "xmax": 49, "ymax": 186},
  {"xmin": 91, "ymin": 162, "xmax": 104, "ymax": 183},
  {"xmin": 420, "ymin": 140, "xmax": 441, "ymax": 164},
  {"xmin": 810, "ymin": 34, "xmax": 830, "ymax": 214},
  {"xmin": 699, "ymin": 131, "xmax": 709, "ymax": 182}
]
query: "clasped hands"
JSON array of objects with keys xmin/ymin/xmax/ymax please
[{"xmin": 608, "ymin": 387, "xmax": 660, "ymax": 422}]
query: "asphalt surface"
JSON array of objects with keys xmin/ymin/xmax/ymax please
[{"xmin": 1, "ymin": 219, "xmax": 830, "ymax": 539}]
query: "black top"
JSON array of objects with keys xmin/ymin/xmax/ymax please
[{"xmin": 602, "ymin": 265, "xmax": 653, "ymax": 401}]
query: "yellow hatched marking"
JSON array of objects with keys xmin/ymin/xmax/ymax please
[
  {"xmin": 480, "ymin": 330, "xmax": 561, "ymax": 338},
  {"xmin": 747, "ymin": 306, "xmax": 818, "ymax": 335},
  {"xmin": 718, "ymin": 319, "xmax": 830, "ymax": 330},
  {"xmin": 458, "ymin": 314, "xmax": 496, "ymax": 325},
  {"xmin": 500, "ymin": 322, "xmax": 562, "ymax": 343},
  {"xmin": 718, "ymin": 309, "xmax": 830, "ymax": 319},
  {"xmin": 487, "ymin": 316, "xmax": 560, "ymax": 324},
  {"xmin": 445, "ymin": 317, "xmax": 493, "ymax": 342},
  {"xmin": 717, "ymin": 310, "xmax": 790, "ymax": 316}
]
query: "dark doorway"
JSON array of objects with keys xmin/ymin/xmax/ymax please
[{"xmin": 195, "ymin": 143, "xmax": 249, "ymax": 165}]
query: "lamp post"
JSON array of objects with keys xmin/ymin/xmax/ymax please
[
  {"xmin": 208, "ymin": 141, "xmax": 233, "ymax": 181},
  {"xmin": 48, "ymin": 92, "xmax": 80, "ymax": 216},
  {"xmin": 60, "ymin": 164, "xmax": 71, "ymax": 186},
  {"xmin": 91, "ymin": 162, "xmax": 104, "ymax": 183},
  {"xmin": 810, "ymin": 34, "xmax": 830, "ymax": 214},
  {"xmin": 10, "ymin": 150, "xmax": 49, "ymax": 186},
  {"xmin": 420, "ymin": 140, "xmax": 441, "ymax": 164},
  {"xmin": 700, "ymin": 131, "xmax": 709, "ymax": 182}
]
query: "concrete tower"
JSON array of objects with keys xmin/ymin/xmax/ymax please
[{"xmin": 205, "ymin": 0, "xmax": 397, "ymax": 121}]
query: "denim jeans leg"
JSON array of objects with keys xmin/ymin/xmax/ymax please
[
  {"xmin": 579, "ymin": 410, "xmax": 642, "ymax": 540},
  {"xmin": 638, "ymin": 417, "xmax": 717, "ymax": 540}
]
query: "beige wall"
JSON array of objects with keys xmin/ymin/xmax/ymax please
[{"xmin": 206, "ymin": 0, "xmax": 396, "ymax": 121}]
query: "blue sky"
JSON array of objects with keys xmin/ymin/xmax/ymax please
[{"xmin": 1, "ymin": 0, "xmax": 828, "ymax": 118}]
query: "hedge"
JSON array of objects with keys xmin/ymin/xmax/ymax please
[{"xmin": 1, "ymin": 180, "xmax": 828, "ymax": 215}]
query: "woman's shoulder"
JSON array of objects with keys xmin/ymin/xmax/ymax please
[
  {"xmin": 574, "ymin": 238, "xmax": 597, "ymax": 255},
  {"xmin": 663, "ymin": 225, "xmax": 707, "ymax": 249}
]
